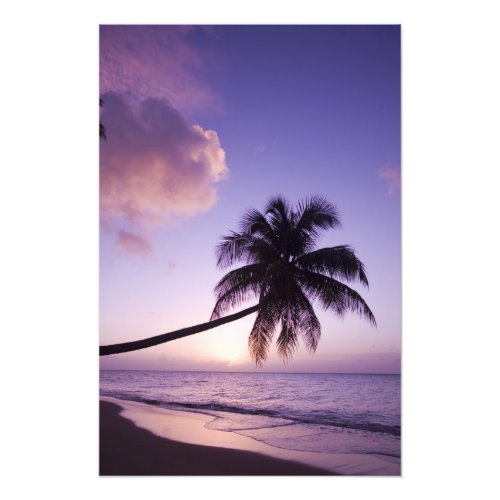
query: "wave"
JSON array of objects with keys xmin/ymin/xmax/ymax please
[{"xmin": 101, "ymin": 391, "xmax": 400, "ymax": 437}]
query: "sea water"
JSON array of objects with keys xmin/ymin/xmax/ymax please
[{"xmin": 100, "ymin": 370, "xmax": 400, "ymax": 462}]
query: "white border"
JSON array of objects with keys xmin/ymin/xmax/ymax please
[{"xmin": 2, "ymin": 1, "xmax": 500, "ymax": 499}]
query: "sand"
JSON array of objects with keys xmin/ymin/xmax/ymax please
[{"xmin": 100, "ymin": 401, "xmax": 332, "ymax": 476}]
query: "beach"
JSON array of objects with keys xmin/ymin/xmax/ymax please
[
  {"xmin": 100, "ymin": 400, "xmax": 331, "ymax": 475},
  {"xmin": 100, "ymin": 371, "xmax": 400, "ymax": 475}
]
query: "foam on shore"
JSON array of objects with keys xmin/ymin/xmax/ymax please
[{"xmin": 101, "ymin": 396, "xmax": 400, "ymax": 475}]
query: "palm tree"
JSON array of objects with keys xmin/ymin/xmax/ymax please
[{"xmin": 99, "ymin": 196, "xmax": 376, "ymax": 363}]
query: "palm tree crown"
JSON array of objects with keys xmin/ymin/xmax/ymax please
[{"xmin": 211, "ymin": 196, "xmax": 376, "ymax": 365}]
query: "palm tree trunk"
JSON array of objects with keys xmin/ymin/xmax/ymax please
[{"xmin": 100, "ymin": 304, "xmax": 260, "ymax": 356}]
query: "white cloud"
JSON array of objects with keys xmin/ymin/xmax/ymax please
[{"xmin": 100, "ymin": 93, "xmax": 228, "ymax": 253}]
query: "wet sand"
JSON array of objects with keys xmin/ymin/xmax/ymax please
[{"xmin": 100, "ymin": 401, "xmax": 332, "ymax": 475}]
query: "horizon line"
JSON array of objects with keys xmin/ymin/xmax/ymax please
[{"xmin": 99, "ymin": 368, "xmax": 401, "ymax": 376}]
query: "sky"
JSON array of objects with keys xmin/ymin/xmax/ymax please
[{"xmin": 99, "ymin": 25, "xmax": 401, "ymax": 373}]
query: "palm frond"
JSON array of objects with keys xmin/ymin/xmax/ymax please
[
  {"xmin": 215, "ymin": 231, "xmax": 250, "ymax": 268},
  {"xmin": 273, "ymin": 282, "xmax": 322, "ymax": 359},
  {"xmin": 295, "ymin": 196, "xmax": 341, "ymax": 230},
  {"xmin": 296, "ymin": 245, "xmax": 369, "ymax": 287},
  {"xmin": 265, "ymin": 196, "xmax": 292, "ymax": 222},
  {"xmin": 99, "ymin": 98, "xmax": 107, "ymax": 140},
  {"xmin": 216, "ymin": 232, "xmax": 277, "ymax": 268},
  {"xmin": 265, "ymin": 196, "xmax": 292, "ymax": 232},
  {"xmin": 290, "ymin": 196, "xmax": 341, "ymax": 255},
  {"xmin": 294, "ymin": 287, "xmax": 322, "ymax": 352},
  {"xmin": 210, "ymin": 283, "xmax": 256, "ymax": 320},
  {"xmin": 248, "ymin": 303, "xmax": 279, "ymax": 366},
  {"xmin": 214, "ymin": 263, "xmax": 267, "ymax": 296},
  {"xmin": 211, "ymin": 264, "xmax": 266, "ymax": 319},
  {"xmin": 275, "ymin": 306, "xmax": 300, "ymax": 361},
  {"xmin": 265, "ymin": 196, "xmax": 294, "ymax": 256},
  {"xmin": 100, "ymin": 122, "xmax": 107, "ymax": 140},
  {"xmin": 239, "ymin": 208, "xmax": 280, "ymax": 250},
  {"xmin": 296, "ymin": 269, "xmax": 376, "ymax": 326}
]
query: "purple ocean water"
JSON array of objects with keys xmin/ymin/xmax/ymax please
[{"xmin": 100, "ymin": 370, "xmax": 400, "ymax": 461}]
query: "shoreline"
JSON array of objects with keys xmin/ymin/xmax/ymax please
[
  {"xmin": 100, "ymin": 396, "xmax": 400, "ymax": 475},
  {"xmin": 100, "ymin": 400, "xmax": 331, "ymax": 475}
]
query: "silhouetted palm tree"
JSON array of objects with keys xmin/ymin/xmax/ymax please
[
  {"xmin": 211, "ymin": 196, "xmax": 375, "ymax": 364},
  {"xmin": 100, "ymin": 196, "xmax": 375, "ymax": 363},
  {"xmin": 99, "ymin": 98, "xmax": 107, "ymax": 140}
]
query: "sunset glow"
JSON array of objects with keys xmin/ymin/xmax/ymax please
[{"xmin": 99, "ymin": 25, "xmax": 400, "ymax": 373}]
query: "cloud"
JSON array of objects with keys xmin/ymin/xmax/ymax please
[
  {"xmin": 100, "ymin": 25, "xmax": 217, "ymax": 111},
  {"xmin": 100, "ymin": 93, "xmax": 228, "ymax": 251},
  {"xmin": 378, "ymin": 166, "xmax": 401, "ymax": 196},
  {"xmin": 116, "ymin": 230, "xmax": 151, "ymax": 255}
]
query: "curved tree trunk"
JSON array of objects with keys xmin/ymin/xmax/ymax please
[{"xmin": 100, "ymin": 304, "xmax": 260, "ymax": 356}]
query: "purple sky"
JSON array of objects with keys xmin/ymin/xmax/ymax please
[{"xmin": 99, "ymin": 25, "xmax": 401, "ymax": 373}]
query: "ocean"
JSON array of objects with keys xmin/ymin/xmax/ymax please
[{"xmin": 100, "ymin": 370, "xmax": 400, "ymax": 466}]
